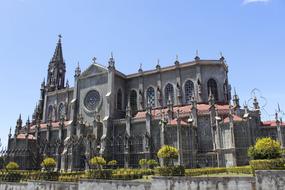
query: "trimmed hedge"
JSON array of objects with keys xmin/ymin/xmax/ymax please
[
  {"xmin": 249, "ymin": 158, "xmax": 285, "ymax": 170},
  {"xmin": 58, "ymin": 171, "xmax": 85, "ymax": 182},
  {"xmin": 86, "ymin": 169, "xmax": 112, "ymax": 179},
  {"xmin": 185, "ymin": 166, "xmax": 253, "ymax": 176},
  {"xmin": 155, "ymin": 166, "xmax": 185, "ymax": 176}
]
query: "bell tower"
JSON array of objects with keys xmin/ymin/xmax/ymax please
[{"xmin": 46, "ymin": 35, "xmax": 66, "ymax": 91}]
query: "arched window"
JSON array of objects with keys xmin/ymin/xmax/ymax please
[
  {"xmin": 130, "ymin": 90, "xmax": 137, "ymax": 112},
  {"xmin": 164, "ymin": 83, "xmax": 174, "ymax": 104},
  {"xmin": 47, "ymin": 105, "xmax": 53, "ymax": 120},
  {"xmin": 58, "ymin": 103, "xmax": 65, "ymax": 119},
  {"xmin": 184, "ymin": 80, "xmax": 194, "ymax": 104},
  {"xmin": 208, "ymin": 79, "xmax": 218, "ymax": 101},
  {"xmin": 117, "ymin": 89, "xmax": 123, "ymax": 110},
  {"xmin": 146, "ymin": 87, "xmax": 155, "ymax": 107}
]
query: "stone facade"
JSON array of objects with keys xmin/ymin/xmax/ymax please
[{"xmin": 5, "ymin": 36, "xmax": 285, "ymax": 170}]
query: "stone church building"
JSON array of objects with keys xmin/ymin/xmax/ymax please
[{"xmin": 6, "ymin": 36, "xmax": 285, "ymax": 171}]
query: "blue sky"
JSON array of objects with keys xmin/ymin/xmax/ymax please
[{"xmin": 0, "ymin": 0, "xmax": 284, "ymax": 147}]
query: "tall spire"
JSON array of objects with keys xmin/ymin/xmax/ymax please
[
  {"xmin": 52, "ymin": 34, "xmax": 64, "ymax": 62},
  {"xmin": 47, "ymin": 35, "xmax": 66, "ymax": 91}
]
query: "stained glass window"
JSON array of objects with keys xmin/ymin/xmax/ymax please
[
  {"xmin": 164, "ymin": 83, "xmax": 174, "ymax": 104},
  {"xmin": 84, "ymin": 90, "xmax": 100, "ymax": 111},
  {"xmin": 146, "ymin": 87, "xmax": 155, "ymax": 107},
  {"xmin": 208, "ymin": 79, "xmax": 218, "ymax": 101},
  {"xmin": 184, "ymin": 80, "xmax": 194, "ymax": 104}
]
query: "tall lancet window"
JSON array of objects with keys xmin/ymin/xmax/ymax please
[
  {"xmin": 164, "ymin": 83, "xmax": 174, "ymax": 104},
  {"xmin": 47, "ymin": 105, "xmax": 53, "ymax": 121},
  {"xmin": 146, "ymin": 87, "xmax": 155, "ymax": 107},
  {"xmin": 207, "ymin": 79, "xmax": 218, "ymax": 101},
  {"xmin": 130, "ymin": 90, "xmax": 138, "ymax": 112},
  {"xmin": 117, "ymin": 89, "xmax": 123, "ymax": 110},
  {"xmin": 58, "ymin": 103, "xmax": 65, "ymax": 120},
  {"xmin": 185, "ymin": 80, "xmax": 194, "ymax": 104}
]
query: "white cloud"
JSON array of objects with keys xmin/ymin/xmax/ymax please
[{"xmin": 243, "ymin": 0, "xmax": 271, "ymax": 5}]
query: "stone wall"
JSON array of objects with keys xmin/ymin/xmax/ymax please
[
  {"xmin": 2, "ymin": 170, "xmax": 285, "ymax": 190},
  {"xmin": 255, "ymin": 170, "xmax": 285, "ymax": 190},
  {"xmin": 151, "ymin": 176, "xmax": 255, "ymax": 190}
]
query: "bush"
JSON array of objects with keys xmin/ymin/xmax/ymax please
[
  {"xmin": 58, "ymin": 171, "xmax": 85, "ymax": 182},
  {"xmin": 157, "ymin": 145, "xmax": 179, "ymax": 166},
  {"xmin": 185, "ymin": 166, "xmax": 253, "ymax": 176},
  {"xmin": 86, "ymin": 169, "xmax": 112, "ymax": 179},
  {"xmin": 107, "ymin": 160, "xmax": 117, "ymax": 166},
  {"xmin": 89, "ymin": 156, "xmax": 106, "ymax": 169},
  {"xmin": 250, "ymin": 158, "xmax": 285, "ymax": 170},
  {"xmin": 0, "ymin": 171, "xmax": 22, "ymax": 182},
  {"xmin": 112, "ymin": 168, "xmax": 154, "ymax": 180},
  {"xmin": 41, "ymin": 157, "xmax": 56, "ymax": 171},
  {"xmin": 155, "ymin": 166, "xmax": 185, "ymax": 176},
  {"xmin": 5, "ymin": 162, "xmax": 19, "ymax": 171},
  {"xmin": 38, "ymin": 171, "xmax": 59, "ymax": 181},
  {"xmin": 139, "ymin": 159, "xmax": 148, "ymax": 169},
  {"xmin": 147, "ymin": 159, "xmax": 159, "ymax": 169},
  {"xmin": 248, "ymin": 137, "xmax": 282, "ymax": 160}
]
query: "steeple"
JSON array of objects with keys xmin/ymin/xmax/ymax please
[
  {"xmin": 46, "ymin": 35, "xmax": 66, "ymax": 91},
  {"xmin": 108, "ymin": 52, "xmax": 115, "ymax": 69}
]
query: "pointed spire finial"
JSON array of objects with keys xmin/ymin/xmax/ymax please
[
  {"xmin": 92, "ymin": 57, "xmax": 97, "ymax": 63},
  {"xmin": 108, "ymin": 52, "xmax": 115, "ymax": 68},
  {"xmin": 195, "ymin": 49, "xmax": 200, "ymax": 61},
  {"xmin": 156, "ymin": 59, "xmax": 161, "ymax": 70},
  {"xmin": 138, "ymin": 63, "xmax": 143, "ymax": 72},
  {"xmin": 75, "ymin": 62, "xmax": 81, "ymax": 77},
  {"xmin": 175, "ymin": 54, "xmax": 180, "ymax": 65},
  {"xmin": 220, "ymin": 51, "xmax": 225, "ymax": 61}
]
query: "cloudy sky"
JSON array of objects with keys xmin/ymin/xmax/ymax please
[{"xmin": 0, "ymin": 0, "xmax": 284, "ymax": 146}]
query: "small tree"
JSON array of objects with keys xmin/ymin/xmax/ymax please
[
  {"xmin": 248, "ymin": 137, "xmax": 282, "ymax": 160},
  {"xmin": 107, "ymin": 160, "xmax": 118, "ymax": 169},
  {"xmin": 147, "ymin": 159, "xmax": 158, "ymax": 169},
  {"xmin": 89, "ymin": 156, "xmax": 106, "ymax": 169},
  {"xmin": 41, "ymin": 157, "xmax": 56, "ymax": 171},
  {"xmin": 139, "ymin": 159, "xmax": 148, "ymax": 169},
  {"xmin": 157, "ymin": 145, "xmax": 179, "ymax": 166},
  {"xmin": 5, "ymin": 162, "xmax": 19, "ymax": 171}
]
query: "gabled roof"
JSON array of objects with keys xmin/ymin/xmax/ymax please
[{"xmin": 80, "ymin": 63, "xmax": 107, "ymax": 78}]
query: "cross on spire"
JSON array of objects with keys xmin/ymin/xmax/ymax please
[{"xmin": 92, "ymin": 57, "xmax": 97, "ymax": 63}]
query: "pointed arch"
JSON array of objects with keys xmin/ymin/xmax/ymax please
[
  {"xmin": 184, "ymin": 80, "xmax": 194, "ymax": 104},
  {"xmin": 164, "ymin": 83, "xmax": 174, "ymax": 104},
  {"xmin": 58, "ymin": 103, "xmax": 65, "ymax": 120},
  {"xmin": 117, "ymin": 89, "xmax": 123, "ymax": 110},
  {"xmin": 146, "ymin": 87, "xmax": 155, "ymax": 107},
  {"xmin": 207, "ymin": 79, "xmax": 218, "ymax": 101},
  {"xmin": 47, "ymin": 105, "xmax": 53, "ymax": 120}
]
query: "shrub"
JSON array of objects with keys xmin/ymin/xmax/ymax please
[
  {"xmin": 86, "ymin": 169, "xmax": 112, "ymax": 179},
  {"xmin": 58, "ymin": 171, "xmax": 85, "ymax": 182},
  {"xmin": 248, "ymin": 137, "xmax": 282, "ymax": 160},
  {"xmin": 250, "ymin": 158, "xmax": 285, "ymax": 170},
  {"xmin": 107, "ymin": 160, "xmax": 118, "ymax": 167},
  {"xmin": 89, "ymin": 156, "xmax": 106, "ymax": 169},
  {"xmin": 157, "ymin": 145, "xmax": 179, "ymax": 166},
  {"xmin": 139, "ymin": 159, "xmax": 148, "ymax": 169},
  {"xmin": 41, "ymin": 157, "xmax": 56, "ymax": 171},
  {"xmin": 5, "ymin": 162, "xmax": 19, "ymax": 171},
  {"xmin": 147, "ymin": 159, "xmax": 159, "ymax": 169},
  {"xmin": 155, "ymin": 166, "xmax": 185, "ymax": 176},
  {"xmin": 185, "ymin": 166, "xmax": 253, "ymax": 176},
  {"xmin": 112, "ymin": 168, "xmax": 154, "ymax": 180}
]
